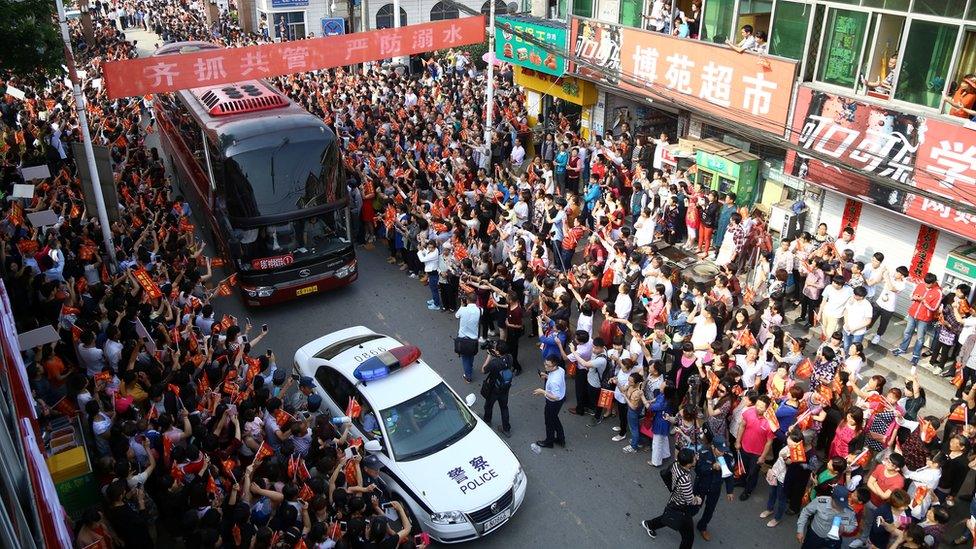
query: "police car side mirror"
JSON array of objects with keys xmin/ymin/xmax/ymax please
[
  {"xmin": 464, "ymin": 394, "xmax": 477, "ymax": 407},
  {"xmin": 364, "ymin": 439, "xmax": 383, "ymax": 453}
]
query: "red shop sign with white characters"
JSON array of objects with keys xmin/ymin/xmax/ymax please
[
  {"xmin": 907, "ymin": 118, "xmax": 976, "ymax": 241},
  {"xmin": 251, "ymin": 254, "xmax": 294, "ymax": 270}
]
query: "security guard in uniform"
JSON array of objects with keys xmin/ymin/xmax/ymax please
[{"xmin": 694, "ymin": 432, "xmax": 735, "ymax": 541}]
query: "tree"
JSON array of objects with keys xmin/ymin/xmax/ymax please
[{"xmin": 0, "ymin": 0, "xmax": 64, "ymax": 82}]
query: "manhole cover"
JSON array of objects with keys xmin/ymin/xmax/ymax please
[{"xmin": 689, "ymin": 263, "xmax": 720, "ymax": 278}]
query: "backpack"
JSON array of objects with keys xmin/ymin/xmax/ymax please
[
  {"xmin": 497, "ymin": 355, "xmax": 514, "ymax": 387},
  {"xmin": 630, "ymin": 189, "xmax": 645, "ymax": 217},
  {"xmin": 595, "ymin": 353, "xmax": 612, "ymax": 387}
]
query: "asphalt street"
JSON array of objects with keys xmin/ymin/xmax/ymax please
[{"xmin": 208, "ymin": 244, "xmax": 800, "ymax": 548}]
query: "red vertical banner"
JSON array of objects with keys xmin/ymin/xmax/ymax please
[
  {"xmin": 908, "ymin": 225, "xmax": 940, "ymax": 282},
  {"xmin": 839, "ymin": 199, "xmax": 862, "ymax": 236}
]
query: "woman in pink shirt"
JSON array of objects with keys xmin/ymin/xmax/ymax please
[{"xmin": 829, "ymin": 407, "xmax": 864, "ymax": 459}]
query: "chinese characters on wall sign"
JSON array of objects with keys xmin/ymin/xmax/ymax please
[{"xmin": 786, "ymin": 87, "xmax": 976, "ymax": 241}]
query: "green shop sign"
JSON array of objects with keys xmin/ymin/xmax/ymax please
[{"xmin": 495, "ymin": 16, "xmax": 567, "ymax": 77}]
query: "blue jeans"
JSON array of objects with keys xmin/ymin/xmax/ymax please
[
  {"xmin": 460, "ymin": 353, "xmax": 474, "ymax": 379},
  {"xmin": 842, "ymin": 330, "xmax": 865, "ymax": 351},
  {"xmin": 627, "ymin": 408, "xmax": 641, "ymax": 449},
  {"xmin": 765, "ymin": 481, "xmax": 788, "ymax": 521},
  {"xmin": 898, "ymin": 317, "xmax": 931, "ymax": 359},
  {"xmin": 427, "ymin": 271, "xmax": 441, "ymax": 307}
]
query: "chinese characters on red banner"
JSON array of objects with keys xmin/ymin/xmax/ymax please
[
  {"xmin": 103, "ymin": 16, "xmax": 486, "ymax": 98},
  {"xmin": 786, "ymin": 87, "xmax": 976, "ymax": 241}
]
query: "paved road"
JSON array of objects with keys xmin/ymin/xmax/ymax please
[
  {"xmin": 207, "ymin": 245, "xmax": 797, "ymax": 548},
  {"xmin": 125, "ymin": 26, "xmax": 798, "ymax": 548}
]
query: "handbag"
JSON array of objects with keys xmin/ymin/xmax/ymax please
[{"xmin": 454, "ymin": 336, "xmax": 478, "ymax": 356}]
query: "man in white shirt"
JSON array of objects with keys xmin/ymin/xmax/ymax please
[
  {"xmin": 534, "ymin": 356, "xmax": 566, "ymax": 448},
  {"xmin": 862, "ymin": 252, "xmax": 886, "ymax": 301},
  {"xmin": 736, "ymin": 346, "xmax": 770, "ymax": 389},
  {"xmin": 509, "ymin": 138, "xmax": 526, "ymax": 171},
  {"xmin": 835, "ymin": 227, "xmax": 856, "ymax": 256},
  {"xmin": 819, "ymin": 275, "xmax": 853, "ymax": 340},
  {"xmin": 842, "ymin": 286, "xmax": 874, "ymax": 349},
  {"xmin": 869, "ymin": 266, "xmax": 908, "ymax": 345},
  {"xmin": 613, "ymin": 283, "xmax": 633, "ymax": 321},
  {"xmin": 512, "ymin": 191, "xmax": 530, "ymax": 227},
  {"xmin": 417, "ymin": 240, "xmax": 442, "ymax": 310},
  {"xmin": 727, "ymin": 24, "xmax": 757, "ymax": 53},
  {"xmin": 455, "ymin": 292, "xmax": 482, "ymax": 382}
]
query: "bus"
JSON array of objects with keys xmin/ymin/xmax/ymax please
[{"xmin": 152, "ymin": 42, "xmax": 357, "ymax": 306}]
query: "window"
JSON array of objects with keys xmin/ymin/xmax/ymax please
[
  {"xmin": 619, "ymin": 0, "xmax": 642, "ymax": 28},
  {"xmin": 379, "ymin": 383, "xmax": 476, "ymax": 461},
  {"xmin": 430, "ymin": 1, "xmax": 459, "ymax": 20},
  {"xmin": 272, "ymin": 12, "xmax": 305, "ymax": 41},
  {"xmin": 859, "ymin": 13, "xmax": 904, "ymax": 98},
  {"xmin": 375, "ymin": 4, "xmax": 406, "ymax": 29},
  {"xmin": 911, "ymin": 0, "xmax": 965, "ymax": 19},
  {"xmin": 860, "ymin": 0, "xmax": 909, "ymax": 10},
  {"xmin": 951, "ymin": 30, "xmax": 976, "ymax": 97},
  {"xmin": 559, "ymin": 0, "xmax": 592, "ymax": 17},
  {"xmin": 736, "ymin": 0, "xmax": 772, "ymax": 41},
  {"xmin": 701, "ymin": 0, "xmax": 735, "ymax": 44},
  {"xmin": 894, "ymin": 20, "xmax": 959, "ymax": 109},
  {"xmin": 816, "ymin": 9, "xmax": 869, "ymax": 88},
  {"xmin": 769, "ymin": 1, "xmax": 810, "ymax": 61},
  {"xmin": 315, "ymin": 366, "xmax": 356, "ymax": 415},
  {"xmin": 480, "ymin": 0, "xmax": 507, "ymax": 15}
]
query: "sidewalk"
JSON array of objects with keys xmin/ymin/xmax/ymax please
[{"xmin": 781, "ymin": 306, "xmax": 956, "ymax": 415}]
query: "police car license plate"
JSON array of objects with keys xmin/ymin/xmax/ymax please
[
  {"xmin": 483, "ymin": 509, "xmax": 510, "ymax": 530},
  {"xmin": 296, "ymin": 285, "xmax": 318, "ymax": 296}
]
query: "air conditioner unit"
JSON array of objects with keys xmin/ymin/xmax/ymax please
[{"xmin": 769, "ymin": 200, "xmax": 807, "ymax": 244}]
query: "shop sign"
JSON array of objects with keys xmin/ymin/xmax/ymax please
[
  {"xmin": 785, "ymin": 86, "xmax": 976, "ymax": 241},
  {"xmin": 102, "ymin": 16, "xmax": 486, "ymax": 97},
  {"xmin": 495, "ymin": 16, "xmax": 567, "ymax": 77},
  {"xmin": 696, "ymin": 151, "xmax": 737, "ymax": 179},
  {"xmin": 569, "ymin": 18, "xmax": 622, "ymax": 84},
  {"xmin": 946, "ymin": 253, "xmax": 976, "ymax": 280},
  {"xmin": 271, "ymin": 0, "xmax": 308, "ymax": 7},
  {"xmin": 514, "ymin": 67, "xmax": 596, "ymax": 105},
  {"xmin": 613, "ymin": 24, "xmax": 797, "ymax": 137},
  {"xmin": 321, "ymin": 17, "xmax": 345, "ymax": 37}
]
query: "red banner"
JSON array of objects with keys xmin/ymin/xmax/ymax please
[
  {"xmin": 839, "ymin": 199, "xmax": 862, "ymax": 236},
  {"xmin": 251, "ymin": 254, "xmax": 294, "ymax": 270},
  {"xmin": 132, "ymin": 268, "xmax": 163, "ymax": 300},
  {"xmin": 908, "ymin": 225, "xmax": 939, "ymax": 282},
  {"xmin": 102, "ymin": 16, "xmax": 486, "ymax": 98}
]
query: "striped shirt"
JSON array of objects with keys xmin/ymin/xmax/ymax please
[{"xmin": 667, "ymin": 462, "xmax": 696, "ymax": 507}]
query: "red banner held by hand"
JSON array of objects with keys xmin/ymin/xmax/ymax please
[{"xmin": 102, "ymin": 17, "xmax": 486, "ymax": 98}]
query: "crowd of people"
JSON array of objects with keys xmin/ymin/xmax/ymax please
[{"xmin": 3, "ymin": 1, "xmax": 976, "ymax": 548}]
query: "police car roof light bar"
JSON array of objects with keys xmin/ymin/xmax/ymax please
[{"xmin": 353, "ymin": 345, "xmax": 422, "ymax": 382}]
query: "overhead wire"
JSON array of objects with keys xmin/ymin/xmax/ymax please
[{"xmin": 442, "ymin": 6, "xmax": 976, "ymax": 214}]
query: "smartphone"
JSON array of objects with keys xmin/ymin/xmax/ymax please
[
  {"xmin": 266, "ymin": 349, "xmax": 272, "ymax": 357},
  {"xmin": 380, "ymin": 502, "xmax": 393, "ymax": 511},
  {"xmin": 262, "ymin": 324, "xmax": 268, "ymax": 332},
  {"xmin": 339, "ymin": 521, "xmax": 347, "ymax": 531},
  {"xmin": 291, "ymin": 373, "xmax": 301, "ymax": 381},
  {"xmin": 414, "ymin": 533, "xmax": 430, "ymax": 545},
  {"xmin": 241, "ymin": 334, "xmax": 248, "ymax": 343},
  {"xmin": 537, "ymin": 369, "xmax": 543, "ymax": 377}
]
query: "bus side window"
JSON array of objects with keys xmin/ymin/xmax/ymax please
[{"xmin": 206, "ymin": 137, "xmax": 223, "ymax": 197}]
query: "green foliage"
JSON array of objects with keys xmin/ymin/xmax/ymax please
[
  {"xmin": 0, "ymin": 0, "xmax": 64, "ymax": 81},
  {"xmin": 457, "ymin": 40, "xmax": 489, "ymax": 69}
]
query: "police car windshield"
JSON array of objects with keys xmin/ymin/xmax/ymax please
[{"xmin": 380, "ymin": 383, "xmax": 476, "ymax": 461}]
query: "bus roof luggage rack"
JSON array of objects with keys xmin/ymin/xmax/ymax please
[{"xmin": 194, "ymin": 81, "xmax": 288, "ymax": 116}]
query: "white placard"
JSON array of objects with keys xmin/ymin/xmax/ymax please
[
  {"xmin": 135, "ymin": 317, "xmax": 157, "ymax": 354},
  {"xmin": 21, "ymin": 165, "xmax": 51, "ymax": 181},
  {"xmin": 76, "ymin": 69, "xmax": 87, "ymax": 80},
  {"xmin": 17, "ymin": 325, "xmax": 60, "ymax": 350},
  {"xmin": 91, "ymin": 78, "xmax": 102, "ymax": 90},
  {"xmin": 12, "ymin": 184, "xmax": 34, "ymax": 198},
  {"xmin": 27, "ymin": 210, "xmax": 59, "ymax": 227},
  {"xmin": 5, "ymin": 86, "xmax": 25, "ymax": 100}
]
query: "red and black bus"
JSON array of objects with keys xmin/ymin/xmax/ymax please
[{"xmin": 153, "ymin": 42, "xmax": 357, "ymax": 306}]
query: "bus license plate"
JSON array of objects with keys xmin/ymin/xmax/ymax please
[
  {"xmin": 483, "ymin": 509, "xmax": 510, "ymax": 531},
  {"xmin": 296, "ymin": 286, "xmax": 318, "ymax": 296}
]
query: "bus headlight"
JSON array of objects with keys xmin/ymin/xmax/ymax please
[
  {"xmin": 335, "ymin": 261, "xmax": 357, "ymax": 278},
  {"xmin": 244, "ymin": 286, "xmax": 274, "ymax": 298},
  {"xmin": 430, "ymin": 510, "xmax": 467, "ymax": 525}
]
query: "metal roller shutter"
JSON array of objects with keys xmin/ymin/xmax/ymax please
[{"xmin": 812, "ymin": 190, "xmax": 968, "ymax": 317}]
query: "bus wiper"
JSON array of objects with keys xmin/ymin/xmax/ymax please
[{"xmin": 269, "ymin": 137, "xmax": 290, "ymax": 195}]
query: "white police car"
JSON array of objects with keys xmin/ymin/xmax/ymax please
[{"xmin": 293, "ymin": 326, "xmax": 527, "ymax": 543}]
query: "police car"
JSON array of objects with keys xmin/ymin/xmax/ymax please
[{"xmin": 293, "ymin": 326, "xmax": 527, "ymax": 543}]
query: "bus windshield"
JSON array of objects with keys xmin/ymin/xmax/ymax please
[
  {"xmin": 235, "ymin": 209, "xmax": 349, "ymax": 266},
  {"xmin": 225, "ymin": 138, "xmax": 345, "ymax": 218}
]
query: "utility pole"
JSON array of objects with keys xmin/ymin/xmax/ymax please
[
  {"xmin": 55, "ymin": 0, "xmax": 117, "ymax": 265},
  {"xmin": 484, "ymin": 0, "xmax": 495, "ymax": 145}
]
